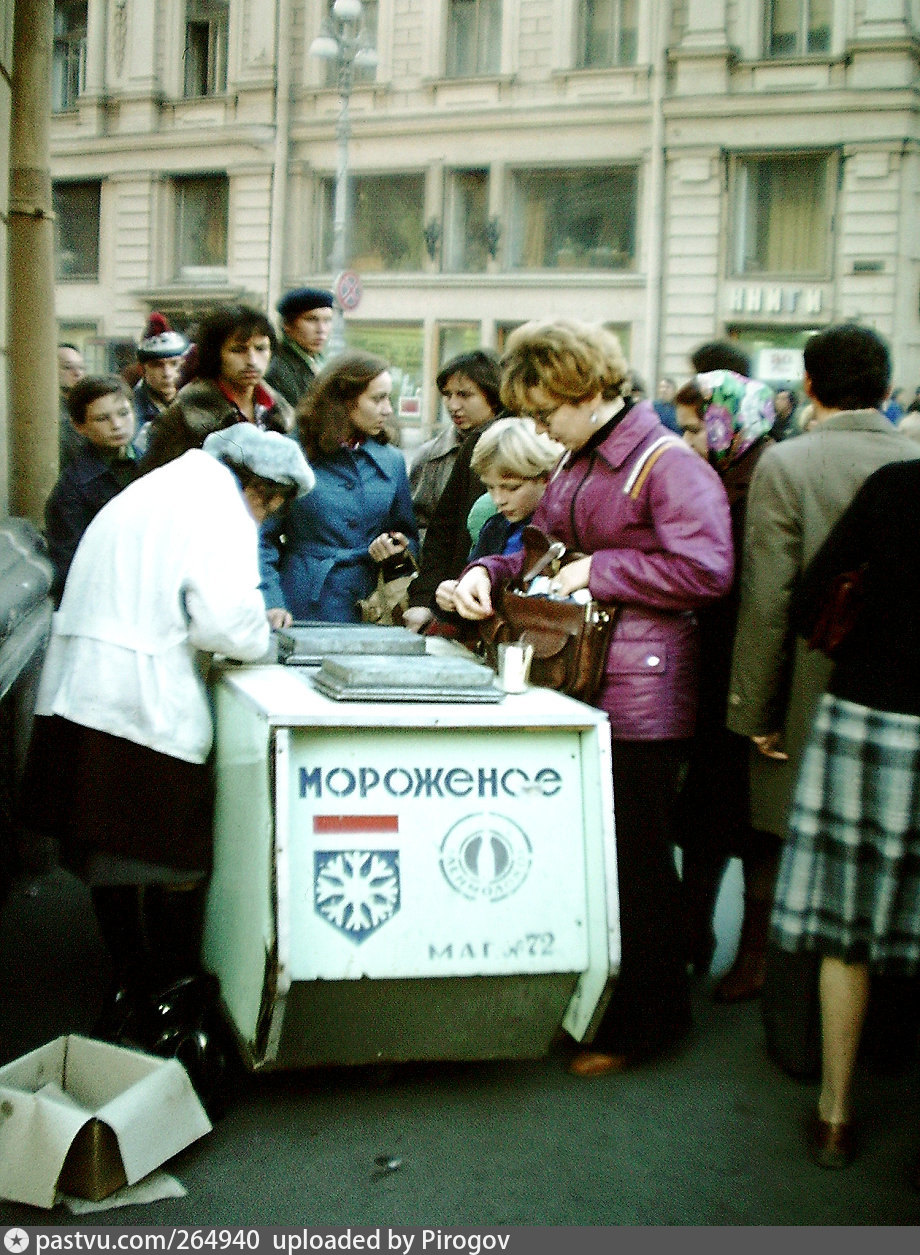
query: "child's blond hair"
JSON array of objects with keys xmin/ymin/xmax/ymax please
[{"xmin": 470, "ymin": 417, "xmax": 563, "ymax": 480}]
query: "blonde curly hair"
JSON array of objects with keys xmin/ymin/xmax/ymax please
[{"xmin": 500, "ymin": 319, "xmax": 629, "ymax": 415}]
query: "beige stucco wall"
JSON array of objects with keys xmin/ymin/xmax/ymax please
[{"xmin": 47, "ymin": 0, "xmax": 920, "ymax": 429}]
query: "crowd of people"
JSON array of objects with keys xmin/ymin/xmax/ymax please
[{"xmin": 30, "ymin": 300, "xmax": 920, "ymax": 1180}]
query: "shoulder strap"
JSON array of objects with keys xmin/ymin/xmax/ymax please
[{"xmin": 622, "ymin": 435, "xmax": 689, "ymax": 500}]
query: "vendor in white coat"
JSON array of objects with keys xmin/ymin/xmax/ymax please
[{"xmin": 22, "ymin": 423, "xmax": 314, "ymax": 1036}]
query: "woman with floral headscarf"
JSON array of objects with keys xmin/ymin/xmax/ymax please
[{"xmin": 673, "ymin": 369, "xmax": 779, "ymax": 1002}]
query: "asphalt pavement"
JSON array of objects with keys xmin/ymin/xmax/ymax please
[{"xmin": 1, "ymin": 864, "xmax": 919, "ymax": 1227}]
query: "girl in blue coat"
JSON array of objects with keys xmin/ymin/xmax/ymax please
[{"xmin": 261, "ymin": 351, "xmax": 419, "ymax": 625}]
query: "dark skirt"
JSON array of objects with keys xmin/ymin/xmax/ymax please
[
  {"xmin": 20, "ymin": 715, "xmax": 214, "ymax": 881},
  {"xmin": 771, "ymin": 694, "xmax": 920, "ymax": 972}
]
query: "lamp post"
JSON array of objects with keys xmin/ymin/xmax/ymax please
[{"xmin": 310, "ymin": 0, "xmax": 378, "ymax": 356}]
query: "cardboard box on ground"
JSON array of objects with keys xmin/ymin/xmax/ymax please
[{"xmin": 0, "ymin": 1035, "xmax": 211, "ymax": 1208}]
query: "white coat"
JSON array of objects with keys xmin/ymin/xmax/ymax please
[{"xmin": 35, "ymin": 450, "xmax": 270, "ymax": 764}]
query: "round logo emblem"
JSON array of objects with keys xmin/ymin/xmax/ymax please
[
  {"xmin": 439, "ymin": 813, "xmax": 532, "ymax": 901},
  {"xmin": 335, "ymin": 269, "xmax": 363, "ymax": 311}
]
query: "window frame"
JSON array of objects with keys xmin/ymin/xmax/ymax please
[
  {"xmin": 52, "ymin": 178, "xmax": 101, "ymax": 281},
  {"xmin": 729, "ymin": 151, "xmax": 836, "ymax": 280},
  {"xmin": 443, "ymin": 168, "xmax": 490, "ymax": 273},
  {"xmin": 52, "ymin": 0, "xmax": 87, "ymax": 113},
  {"xmin": 766, "ymin": 0, "xmax": 832, "ymax": 59},
  {"xmin": 445, "ymin": 0, "xmax": 502, "ymax": 78},
  {"xmin": 173, "ymin": 172, "xmax": 230, "ymax": 278},
  {"xmin": 576, "ymin": 0, "xmax": 638, "ymax": 70},
  {"xmin": 183, "ymin": 0, "xmax": 229, "ymax": 99},
  {"xmin": 508, "ymin": 164, "xmax": 640, "ymax": 273},
  {"xmin": 319, "ymin": 172, "xmax": 427, "ymax": 273}
]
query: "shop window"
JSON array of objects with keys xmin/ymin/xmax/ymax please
[
  {"xmin": 577, "ymin": 0, "xmax": 637, "ymax": 68},
  {"xmin": 184, "ymin": 0, "xmax": 229, "ymax": 98},
  {"xmin": 509, "ymin": 167, "xmax": 637, "ymax": 271},
  {"xmin": 444, "ymin": 170, "xmax": 489, "ymax": 272},
  {"xmin": 53, "ymin": 180, "xmax": 100, "ymax": 280},
  {"xmin": 321, "ymin": 174, "xmax": 425, "ymax": 273},
  {"xmin": 767, "ymin": 0, "xmax": 831, "ymax": 57},
  {"xmin": 731, "ymin": 154, "xmax": 831, "ymax": 276},
  {"xmin": 174, "ymin": 174, "xmax": 229, "ymax": 276},
  {"xmin": 52, "ymin": 0, "xmax": 87, "ymax": 112},
  {"xmin": 497, "ymin": 321, "xmax": 631, "ymax": 362},
  {"xmin": 446, "ymin": 0, "xmax": 501, "ymax": 77},
  {"xmin": 345, "ymin": 323, "xmax": 424, "ymax": 432}
]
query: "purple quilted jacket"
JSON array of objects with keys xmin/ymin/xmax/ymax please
[{"xmin": 474, "ymin": 402, "xmax": 734, "ymax": 739}]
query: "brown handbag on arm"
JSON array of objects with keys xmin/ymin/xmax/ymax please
[
  {"xmin": 478, "ymin": 526, "xmax": 618, "ymax": 703},
  {"xmin": 356, "ymin": 549, "xmax": 419, "ymax": 627}
]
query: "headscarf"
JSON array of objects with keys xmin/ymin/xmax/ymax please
[
  {"xmin": 203, "ymin": 423, "xmax": 315, "ymax": 496},
  {"xmin": 695, "ymin": 370, "xmax": 775, "ymax": 470}
]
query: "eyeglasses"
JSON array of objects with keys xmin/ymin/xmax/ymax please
[{"xmin": 526, "ymin": 406, "xmax": 558, "ymax": 425}]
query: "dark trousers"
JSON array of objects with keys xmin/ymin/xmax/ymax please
[{"xmin": 592, "ymin": 739, "xmax": 692, "ymax": 1057}]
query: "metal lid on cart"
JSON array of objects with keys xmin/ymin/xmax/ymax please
[
  {"xmin": 277, "ymin": 624, "xmax": 426, "ymax": 665},
  {"xmin": 311, "ymin": 653, "xmax": 503, "ymax": 702}
]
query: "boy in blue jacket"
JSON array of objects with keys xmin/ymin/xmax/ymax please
[{"xmin": 45, "ymin": 375, "xmax": 141, "ymax": 604}]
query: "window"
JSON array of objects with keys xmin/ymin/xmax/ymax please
[
  {"xmin": 184, "ymin": 0, "xmax": 229, "ymax": 97},
  {"xmin": 345, "ymin": 323, "xmax": 424, "ymax": 430},
  {"xmin": 444, "ymin": 170, "xmax": 489, "ymax": 272},
  {"xmin": 731, "ymin": 154, "xmax": 831, "ymax": 276},
  {"xmin": 174, "ymin": 175, "xmax": 229, "ymax": 275},
  {"xmin": 768, "ymin": 0, "xmax": 831, "ymax": 57},
  {"xmin": 446, "ymin": 0, "xmax": 501, "ymax": 77},
  {"xmin": 509, "ymin": 167, "xmax": 638, "ymax": 271},
  {"xmin": 321, "ymin": 174, "xmax": 425, "ymax": 272},
  {"xmin": 52, "ymin": 0, "xmax": 87, "ymax": 112},
  {"xmin": 577, "ymin": 0, "xmax": 637, "ymax": 68},
  {"xmin": 53, "ymin": 181, "xmax": 100, "ymax": 280}
]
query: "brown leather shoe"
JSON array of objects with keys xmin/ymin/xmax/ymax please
[
  {"xmin": 712, "ymin": 950, "xmax": 766, "ymax": 1003},
  {"xmin": 568, "ymin": 1050, "xmax": 631, "ymax": 1077},
  {"xmin": 808, "ymin": 1114, "xmax": 857, "ymax": 1169}
]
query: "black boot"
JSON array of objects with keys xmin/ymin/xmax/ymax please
[
  {"xmin": 89, "ymin": 884, "xmax": 152, "ymax": 1040},
  {"xmin": 143, "ymin": 882, "xmax": 207, "ymax": 991}
]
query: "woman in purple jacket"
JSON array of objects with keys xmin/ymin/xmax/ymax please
[{"xmin": 453, "ymin": 320, "xmax": 734, "ymax": 1072}]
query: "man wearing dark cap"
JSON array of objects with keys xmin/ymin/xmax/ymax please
[
  {"xmin": 265, "ymin": 287, "xmax": 334, "ymax": 407},
  {"xmin": 132, "ymin": 312, "xmax": 189, "ymax": 453}
]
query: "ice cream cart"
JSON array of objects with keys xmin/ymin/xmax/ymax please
[{"xmin": 202, "ymin": 659, "xmax": 618, "ymax": 1069}]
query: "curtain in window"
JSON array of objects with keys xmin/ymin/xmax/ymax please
[
  {"xmin": 762, "ymin": 161, "xmax": 826, "ymax": 273},
  {"xmin": 448, "ymin": 0, "xmax": 501, "ymax": 76}
]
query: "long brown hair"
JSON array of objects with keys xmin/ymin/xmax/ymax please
[{"xmin": 296, "ymin": 350, "xmax": 390, "ymax": 463}]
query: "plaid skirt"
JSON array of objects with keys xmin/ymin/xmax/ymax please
[{"xmin": 771, "ymin": 694, "xmax": 920, "ymax": 972}]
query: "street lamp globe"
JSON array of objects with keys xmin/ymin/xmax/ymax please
[
  {"xmin": 354, "ymin": 46, "xmax": 379, "ymax": 70},
  {"xmin": 309, "ymin": 34, "xmax": 340, "ymax": 59},
  {"xmin": 332, "ymin": 0, "xmax": 363, "ymax": 20}
]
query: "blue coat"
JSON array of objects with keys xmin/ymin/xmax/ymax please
[{"xmin": 260, "ymin": 437, "xmax": 419, "ymax": 623}]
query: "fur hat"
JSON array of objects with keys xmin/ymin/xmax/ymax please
[
  {"xmin": 138, "ymin": 312, "xmax": 190, "ymax": 361},
  {"xmin": 276, "ymin": 287, "xmax": 334, "ymax": 322},
  {"xmin": 203, "ymin": 423, "xmax": 315, "ymax": 497}
]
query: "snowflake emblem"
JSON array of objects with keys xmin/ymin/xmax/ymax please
[{"xmin": 314, "ymin": 849, "xmax": 400, "ymax": 943}]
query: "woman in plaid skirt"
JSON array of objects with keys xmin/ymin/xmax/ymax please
[{"xmin": 774, "ymin": 455, "xmax": 920, "ymax": 1174}]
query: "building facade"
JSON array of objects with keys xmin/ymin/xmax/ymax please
[{"xmin": 50, "ymin": 0, "xmax": 920, "ymax": 441}]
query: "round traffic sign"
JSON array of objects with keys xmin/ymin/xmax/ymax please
[{"xmin": 335, "ymin": 270, "xmax": 363, "ymax": 312}]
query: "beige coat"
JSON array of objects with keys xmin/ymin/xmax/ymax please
[{"xmin": 727, "ymin": 408, "xmax": 920, "ymax": 835}]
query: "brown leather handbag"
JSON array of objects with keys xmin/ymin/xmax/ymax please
[
  {"xmin": 806, "ymin": 563, "xmax": 867, "ymax": 659},
  {"xmin": 479, "ymin": 526, "xmax": 618, "ymax": 703}
]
